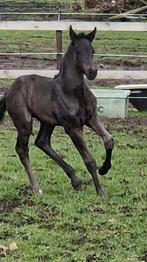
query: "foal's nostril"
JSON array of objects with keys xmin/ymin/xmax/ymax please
[
  {"xmin": 88, "ymin": 68, "xmax": 97, "ymax": 76},
  {"xmin": 89, "ymin": 68, "xmax": 94, "ymax": 75},
  {"xmin": 86, "ymin": 67, "xmax": 97, "ymax": 80}
]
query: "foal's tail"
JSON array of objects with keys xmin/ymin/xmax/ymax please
[{"xmin": 0, "ymin": 93, "xmax": 7, "ymax": 123}]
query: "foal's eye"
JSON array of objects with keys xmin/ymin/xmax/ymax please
[{"xmin": 76, "ymin": 50, "xmax": 80, "ymax": 55}]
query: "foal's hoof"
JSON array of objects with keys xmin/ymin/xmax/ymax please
[
  {"xmin": 37, "ymin": 189, "xmax": 43, "ymax": 195},
  {"xmin": 99, "ymin": 164, "xmax": 111, "ymax": 176},
  {"xmin": 72, "ymin": 179, "xmax": 82, "ymax": 191},
  {"xmin": 97, "ymin": 187, "xmax": 105, "ymax": 196},
  {"xmin": 31, "ymin": 185, "xmax": 43, "ymax": 195},
  {"xmin": 33, "ymin": 188, "xmax": 43, "ymax": 195}
]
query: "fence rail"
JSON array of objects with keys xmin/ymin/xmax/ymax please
[
  {"xmin": 1, "ymin": 52, "xmax": 147, "ymax": 58},
  {"xmin": 0, "ymin": 12, "xmax": 147, "ymax": 17},
  {"xmin": 0, "ymin": 70, "xmax": 147, "ymax": 80},
  {"xmin": 0, "ymin": 21, "xmax": 147, "ymax": 31}
]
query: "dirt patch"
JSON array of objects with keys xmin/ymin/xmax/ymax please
[
  {"xmin": 0, "ymin": 56, "xmax": 57, "ymax": 70},
  {"xmin": 0, "ymin": 55, "xmax": 147, "ymax": 71},
  {"xmin": 102, "ymin": 117, "xmax": 147, "ymax": 139},
  {"xmin": 85, "ymin": 0, "xmax": 144, "ymax": 12},
  {"xmin": 1, "ymin": 114, "xmax": 147, "ymax": 140},
  {"xmin": 97, "ymin": 60, "xmax": 147, "ymax": 71},
  {"xmin": 0, "ymin": 199, "xmax": 21, "ymax": 214}
]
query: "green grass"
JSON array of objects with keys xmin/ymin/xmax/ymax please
[
  {"xmin": 0, "ymin": 0, "xmax": 73, "ymax": 11},
  {"xmin": 0, "ymin": 113, "xmax": 146, "ymax": 261},
  {"xmin": 0, "ymin": 31, "xmax": 147, "ymax": 65}
]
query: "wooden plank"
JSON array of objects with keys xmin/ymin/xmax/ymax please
[
  {"xmin": 0, "ymin": 70, "xmax": 147, "ymax": 80},
  {"xmin": 1, "ymin": 52, "xmax": 147, "ymax": 58},
  {"xmin": 0, "ymin": 70, "xmax": 58, "ymax": 79},
  {"xmin": 0, "ymin": 21, "xmax": 147, "ymax": 31},
  {"xmin": 0, "ymin": 52, "xmax": 147, "ymax": 58},
  {"xmin": 109, "ymin": 5, "xmax": 147, "ymax": 21},
  {"xmin": 115, "ymin": 84, "xmax": 147, "ymax": 90},
  {"xmin": 97, "ymin": 70, "xmax": 147, "ymax": 80}
]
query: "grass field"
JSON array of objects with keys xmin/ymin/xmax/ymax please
[
  {"xmin": 0, "ymin": 113, "xmax": 146, "ymax": 261},
  {"xmin": 0, "ymin": 0, "xmax": 73, "ymax": 11},
  {"xmin": 1, "ymin": 31, "xmax": 147, "ymax": 57},
  {"xmin": 0, "ymin": 2, "xmax": 147, "ymax": 260}
]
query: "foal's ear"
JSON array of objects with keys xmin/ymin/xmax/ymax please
[
  {"xmin": 86, "ymin": 27, "xmax": 97, "ymax": 42},
  {"xmin": 69, "ymin": 25, "xmax": 77, "ymax": 42}
]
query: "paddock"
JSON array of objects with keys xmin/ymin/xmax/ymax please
[{"xmin": 0, "ymin": 11, "xmax": 146, "ymax": 261}]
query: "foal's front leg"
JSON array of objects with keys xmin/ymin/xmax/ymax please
[
  {"xmin": 65, "ymin": 127, "xmax": 104, "ymax": 195},
  {"xmin": 35, "ymin": 123, "xmax": 82, "ymax": 190},
  {"xmin": 87, "ymin": 115, "xmax": 114, "ymax": 175}
]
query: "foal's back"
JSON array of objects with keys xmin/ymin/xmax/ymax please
[
  {"xmin": 7, "ymin": 74, "xmax": 55, "ymax": 104},
  {"xmin": 6, "ymin": 74, "xmax": 57, "ymax": 124}
]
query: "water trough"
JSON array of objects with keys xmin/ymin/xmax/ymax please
[{"xmin": 91, "ymin": 89, "xmax": 130, "ymax": 118}]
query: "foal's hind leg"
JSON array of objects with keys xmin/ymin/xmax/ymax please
[
  {"xmin": 12, "ymin": 115, "xmax": 41, "ymax": 193},
  {"xmin": 35, "ymin": 123, "xmax": 82, "ymax": 190},
  {"xmin": 65, "ymin": 127, "xmax": 104, "ymax": 195},
  {"xmin": 15, "ymin": 133, "xmax": 41, "ymax": 193},
  {"xmin": 87, "ymin": 115, "xmax": 114, "ymax": 175}
]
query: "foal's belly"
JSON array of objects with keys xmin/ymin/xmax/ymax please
[
  {"xmin": 56, "ymin": 106, "xmax": 87, "ymax": 128},
  {"xmin": 31, "ymin": 87, "xmax": 88, "ymax": 127}
]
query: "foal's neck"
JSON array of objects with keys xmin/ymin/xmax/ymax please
[{"xmin": 57, "ymin": 44, "xmax": 84, "ymax": 92}]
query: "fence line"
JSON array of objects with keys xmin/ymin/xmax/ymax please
[
  {"xmin": 0, "ymin": 12, "xmax": 147, "ymax": 17},
  {"xmin": 0, "ymin": 19, "xmax": 147, "ymax": 76},
  {"xmin": 0, "ymin": 21, "xmax": 147, "ymax": 31},
  {"xmin": 0, "ymin": 52, "xmax": 147, "ymax": 58}
]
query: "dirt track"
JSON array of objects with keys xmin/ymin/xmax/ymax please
[
  {"xmin": 0, "ymin": 56, "xmax": 56, "ymax": 70},
  {"xmin": 1, "ymin": 55, "xmax": 147, "ymax": 71}
]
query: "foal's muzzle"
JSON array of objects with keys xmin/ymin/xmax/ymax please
[
  {"xmin": 83, "ymin": 65, "xmax": 97, "ymax": 80},
  {"xmin": 87, "ymin": 68, "xmax": 97, "ymax": 80}
]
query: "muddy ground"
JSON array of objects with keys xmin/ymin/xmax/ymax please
[
  {"xmin": 0, "ymin": 55, "xmax": 147, "ymax": 91},
  {"xmin": 2, "ymin": 114, "xmax": 147, "ymax": 141},
  {"xmin": 1, "ymin": 55, "xmax": 147, "ymax": 71}
]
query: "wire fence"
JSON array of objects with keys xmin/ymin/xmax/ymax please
[
  {"xmin": 0, "ymin": 12, "xmax": 147, "ymax": 16},
  {"xmin": 0, "ymin": 11, "xmax": 147, "ymax": 23},
  {"xmin": 0, "ymin": 53, "xmax": 147, "ymax": 58}
]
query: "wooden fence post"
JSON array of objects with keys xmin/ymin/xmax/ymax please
[{"xmin": 56, "ymin": 30, "xmax": 62, "ymax": 69}]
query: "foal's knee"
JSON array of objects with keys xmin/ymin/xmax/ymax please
[
  {"xmin": 103, "ymin": 134, "xmax": 114, "ymax": 150},
  {"xmin": 15, "ymin": 142, "xmax": 28, "ymax": 160},
  {"xmin": 16, "ymin": 135, "xmax": 29, "ymax": 153}
]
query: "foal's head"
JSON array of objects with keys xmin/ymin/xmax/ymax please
[{"xmin": 69, "ymin": 25, "xmax": 97, "ymax": 80}]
